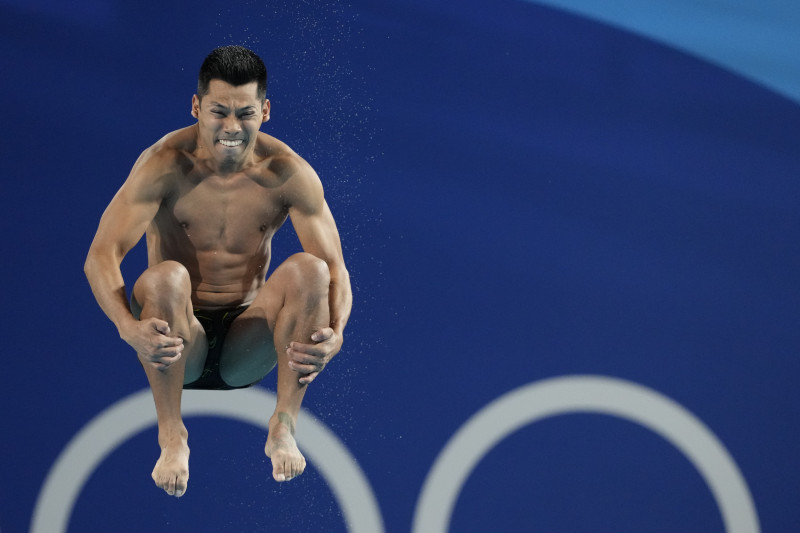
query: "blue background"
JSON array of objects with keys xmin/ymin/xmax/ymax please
[{"xmin": 2, "ymin": 0, "xmax": 798, "ymax": 531}]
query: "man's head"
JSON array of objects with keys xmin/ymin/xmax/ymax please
[
  {"xmin": 191, "ymin": 46, "xmax": 271, "ymax": 169},
  {"xmin": 197, "ymin": 45, "xmax": 268, "ymax": 102}
]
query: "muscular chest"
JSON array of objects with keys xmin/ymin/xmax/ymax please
[{"xmin": 167, "ymin": 174, "xmax": 287, "ymax": 253}]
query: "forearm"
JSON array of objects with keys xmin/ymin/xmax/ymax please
[
  {"xmin": 328, "ymin": 265, "xmax": 352, "ymax": 338},
  {"xmin": 84, "ymin": 250, "xmax": 137, "ymax": 335}
]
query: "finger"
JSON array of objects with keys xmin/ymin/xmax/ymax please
[
  {"xmin": 160, "ymin": 336, "xmax": 184, "ymax": 347},
  {"xmin": 311, "ymin": 328, "xmax": 334, "ymax": 342},
  {"xmin": 151, "ymin": 360, "xmax": 177, "ymax": 372},
  {"xmin": 288, "ymin": 357, "xmax": 323, "ymax": 377},
  {"xmin": 159, "ymin": 339, "xmax": 184, "ymax": 352},
  {"xmin": 287, "ymin": 360, "xmax": 317, "ymax": 375},
  {"xmin": 152, "ymin": 319, "xmax": 171, "ymax": 335},
  {"xmin": 160, "ymin": 351, "xmax": 183, "ymax": 363},
  {"xmin": 288, "ymin": 342, "xmax": 325, "ymax": 358},
  {"xmin": 153, "ymin": 344, "xmax": 183, "ymax": 360},
  {"xmin": 287, "ymin": 349, "xmax": 322, "ymax": 366},
  {"xmin": 154, "ymin": 352, "xmax": 183, "ymax": 369},
  {"xmin": 299, "ymin": 372, "xmax": 319, "ymax": 385}
]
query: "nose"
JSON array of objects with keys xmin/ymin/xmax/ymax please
[{"xmin": 222, "ymin": 115, "xmax": 241, "ymax": 133}]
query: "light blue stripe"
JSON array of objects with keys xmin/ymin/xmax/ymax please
[{"xmin": 527, "ymin": 0, "xmax": 800, "ymax": 104}]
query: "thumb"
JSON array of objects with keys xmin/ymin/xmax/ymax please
[
  {"xmin": 311, "ymin": 328, "xmax": 333, "ymax": 342},
  {"xmin": 152, "ymin": 319, "xmax": 171, "ymax": 335}
]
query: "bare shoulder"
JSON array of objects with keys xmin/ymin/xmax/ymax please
[
  {"xmin": 256, "ymin": 132, "xmax": 324, "ymax": 211},
  {"xmin": 255, "ymin": 132, "xmax": 316, "ymax": 180},
  {"xmin": 136, "ymin": 126, "xmax": 197, "ymax": 176},
  {"xmin": 125, "ymin": 126, "xmax": 197, "ymax": 198}
]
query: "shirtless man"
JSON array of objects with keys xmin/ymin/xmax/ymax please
[{"xmin": 84, "ymin": 45, "xmax": 351, "ymax": 497}]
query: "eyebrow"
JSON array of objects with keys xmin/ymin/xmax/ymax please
[{"xmin": 209, "ymin": 102, "xmax": 258, "ymax": 113}]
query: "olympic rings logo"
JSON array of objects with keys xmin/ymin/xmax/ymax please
[{"xmin": 31, "ymin": 375, "xmax": 760, "ymax": 532}]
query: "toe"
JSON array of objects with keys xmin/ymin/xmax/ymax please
[
  {"xmin": 166, "ymin": 476, "xmax": 177, "ymax": 496},
  {"xmin": 273, "ymin": 462, "xmax": 286, "ymax": 482},
  {"xmin": 175, "ymin": 477, "xmax": 188, "ymax": 497},
  {"xmin": 292, "ymin": 457, "xmax": 305, "ymax": 480}
]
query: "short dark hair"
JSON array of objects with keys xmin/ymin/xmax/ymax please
[{"xmin": 197, "ymin": 45, "xmax": 268, "ymax": 101}]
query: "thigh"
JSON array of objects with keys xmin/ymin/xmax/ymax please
[
  {"xmin": 180, "ymin": 315, "xmax": 209, "ymax": 384},
  {"xmin": 217, "ymin": 255, "xmax": 316, "ymax": 387},
  {"xmin": 218, "ymin": 304, "xmax": 279, "ymax": 387}
]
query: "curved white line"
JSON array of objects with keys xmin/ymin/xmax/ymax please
[
  {"xmin": 412, "ymin": 375, "xmax": 759, "ymax": 533},
  {"xmin": 31, "ymin": 388, "xmax": 384, "ymax": 533},
  {"xmin": 528, "ymin": 0, "xmax": 800, "ymax": 104}
]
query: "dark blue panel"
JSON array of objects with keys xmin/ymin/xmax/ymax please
[{"xmin": 2, "ymin": 0, "xmax": 798, "ymax": 531}]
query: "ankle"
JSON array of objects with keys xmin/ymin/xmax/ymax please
[
  {"xmin": 270, "ymin": 412, "xmax": 297, "ymax": 435},
  {"xmin": 158, "ymin": 424, "xmax": 189, "ymax": 447}
]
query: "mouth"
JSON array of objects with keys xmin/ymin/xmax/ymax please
[{"xmin": 218, "ymin": 139, "xmax": 244, "ymax": 148}]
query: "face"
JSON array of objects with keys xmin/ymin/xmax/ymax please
[{"xmin": 191, "ymin": 79, "xmax": 270, "ymax": 167}]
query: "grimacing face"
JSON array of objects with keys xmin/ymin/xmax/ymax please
[{"xmin": 191, "ymin": 79, "xmax": 270, "ymax": 166}]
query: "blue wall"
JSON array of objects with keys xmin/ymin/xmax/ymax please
[{"xmin": 3, "ymin": 1, "xmax": 799, "ymax": 531}]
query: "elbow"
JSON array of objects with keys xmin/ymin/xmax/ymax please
[
  {"xmin": 83, "ymin": 245, "xmax": 109, "ymax": 280},
  {"xmin": 83, "ymin": 250, "xmax": 96, "ymax": 280},
  {"xmin": 329, "ymin": 263, "xmax": 350, "ymax": 284}
]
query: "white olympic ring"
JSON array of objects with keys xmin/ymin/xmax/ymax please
[
  {"xmin": 31, "ymin": 375, "xmax": 759, "ymax": 533},
  {"xmin": 412, "ymin": 375, "xmax": 760, "ymax": 533},
  {"xmin": 30, "ymin": 388, "xmax": 384, "ymax": 533}
]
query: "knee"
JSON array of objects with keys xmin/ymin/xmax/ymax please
[
  {"xmin": 283, "ymin": 253, "xmax": 330, "ymax": 294},
  {"xmin": 133, "ymin": 261, "xmax": 192, "ymax": 305}
]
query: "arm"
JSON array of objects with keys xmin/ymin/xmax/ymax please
[
  {"xmin": 84, "ymin": 146, "xmax": 183, "ymax": 363},
  {"xmin": 283, "ymin": 158, "xmax": 352, "ymax": 380},
  {"xmin": 295, "ymin": 201, "xmax": 352, "ymax": 340}
]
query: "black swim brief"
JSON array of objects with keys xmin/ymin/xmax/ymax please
[{"xmin": 183, "ymin": 306, "xmax": 252, "ymax": 390}]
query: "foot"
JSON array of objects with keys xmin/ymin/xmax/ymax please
[
  {"xmin": 265, "ymin": 412, "xmax": 306, "ymax": 482},
  {"xmin": 152, "ymin": 430, "xmax": 190, "ymax": 497}
]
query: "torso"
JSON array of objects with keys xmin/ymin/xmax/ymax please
[{"xmin": 146, "ymin": 126, "xmax": 295, "ymax": 308}]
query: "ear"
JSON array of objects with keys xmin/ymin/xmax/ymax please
[
  {"xmin": 191, "ymin": 94, "xmax": 200, "ymax": 119},
  {"xmin": 262, "ymin": 99, "xmax": 271, "ymax": 123}
]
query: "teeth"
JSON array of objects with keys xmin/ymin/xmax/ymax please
[{"xmin": 219, "ymin": 139, "xmax": 243, "ymax": 147}]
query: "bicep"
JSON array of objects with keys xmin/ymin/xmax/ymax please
[
  {"xmin": 290, "ymin": 200, "xmax": 345, "ymax": 264},
  {"xmin": 89, "ymin": 153, "xmax": 167, "ymax": 260},
  {"xmin": 91, "ymin": 187, "xmax": 158, "ymax": 258},
  {"xmin": 286, "ymin": 168, "xmax": 345, "ymax": 265}
]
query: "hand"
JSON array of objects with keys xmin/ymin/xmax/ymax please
[
  {"xmin": 121, "ymin": 318, "xmax": 184, "ymax": 370},
  {"xmin": 286, "ymin": 327, "xmax": 341, "ymax": 385}
]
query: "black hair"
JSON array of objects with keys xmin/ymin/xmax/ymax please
[{"xmin": 197, "ymin": 45, "xmax": 268, "ymax": 100}]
